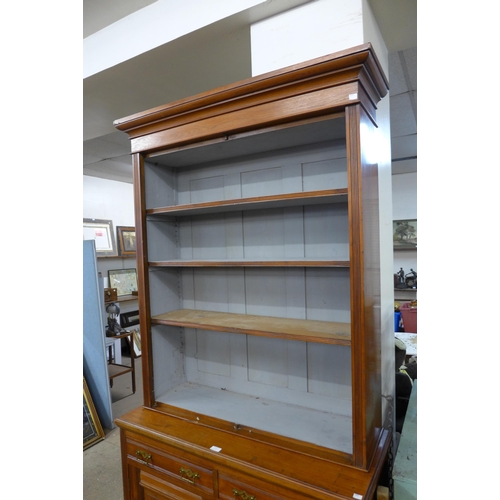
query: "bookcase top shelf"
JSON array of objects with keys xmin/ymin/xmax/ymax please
[{"xmin": 151, "ymin": 308, "xmax": 351, "ymax": 345}]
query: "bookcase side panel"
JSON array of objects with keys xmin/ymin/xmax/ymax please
[
  {"xmin": 148, "ymin": 268, "xmax": 181, "ymax": 316},
  {"xmin": 347, "ymin": 104, "xmax": 384, "ymax": 469},
  {"xmin": 144, "ymin": 162, "xmax": 176, "ymax": 209},
  {"xmin": 151, "ymin": 325, "xmax": 187, "ymax": 398},
  {"xmin": 147, "ymin": 220, "xmax": 179, "ymax": 262}
]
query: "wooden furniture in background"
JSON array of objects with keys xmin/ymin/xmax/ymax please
[
  {"xmin": 105, "ymin": 294, "xmax": 138, "ymax": 305},
  {"xmin": 107, "ymin": 331, "xmax": 136, "ymax": 394},
  {"xmin": 114, "ymin": 43, "xmax": 391, "ymax": 499}
]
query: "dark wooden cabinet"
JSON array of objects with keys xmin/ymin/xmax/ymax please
[{"xmin": 115, "ymin": 43, "xmax": 390, "ymax": 500}]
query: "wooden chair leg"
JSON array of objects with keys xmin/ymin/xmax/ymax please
[{"xmin": 127, "ymin": 334, "xmax": 136, "ymax": 394}]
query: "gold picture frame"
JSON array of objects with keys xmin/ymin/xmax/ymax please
[
  {"xmin": 131, "ymin": 328, "xmax": 142, "ymax": 358},
  {"xmin": 117, "ymin": 226, "xmax": 136, "ymax": 257},
  {"xmin": 83, "ymin": 377, "xmax": 105, "ymax": 450}
]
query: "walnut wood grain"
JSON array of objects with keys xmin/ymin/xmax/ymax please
[
  {"xmin": 114, "ymin": 43, "xmax": 388, "ymax": 145},
  {"xmin": 149, "ymin": 259, "xmax": 349, "ymax": 268},
  {"xmin": 346, "ymin": 104, "xmax": 383, "ymax": 469},
  {"xmin": 146, "ymin": 189, "xmax": 348, "ymax": 218},
  {"xmin": 116, "ymin": 406, "xmax": 391, "ymax": 500},
  {"xmin": 151, "ymin": 309, "xmax": 351, "ymax": 345},
  {"xmin": 133, "ymin": 152, "xmax": 155, "ymax": 408}
]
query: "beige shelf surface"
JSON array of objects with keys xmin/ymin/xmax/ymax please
[{"xmin": 151, "ymin": 309, "xmax": 351, "ymax": 345}]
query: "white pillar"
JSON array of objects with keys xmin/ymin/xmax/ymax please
[{"xmin": 251, "ymin": 0, "xmax": 364, "ymax": 76}]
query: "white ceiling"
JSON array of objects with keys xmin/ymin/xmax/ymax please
[{"xmin": 83, "ymin": 0, "xmax": 417, "ymax": 183}]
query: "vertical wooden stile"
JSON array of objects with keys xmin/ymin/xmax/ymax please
[
  {"xmin": 133, "ymin": 152, "xmax": 154, "ymax": 407},
  {"xmin": 359, "ymin": 103, "xmax": 383, "ymax": 470},
  {"xmin": 347, "ymin": 103, "xmax": 383, "ymax": 470},
  {"xmin": 346, "ymin": 104, "xmax": 368, "ymax": 469}
]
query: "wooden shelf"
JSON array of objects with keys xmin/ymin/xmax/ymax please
[
  {"xmin": 105, "ymin": 294, "xmax": 138, "ymax": 304},
  {"xmin": 97, "ymin": 255, "xmax": 137, "ymax": 259},
  {"xmin": 108, "ymin": 363, "xmax": 133, "ymax": 378},
  {"xmin": 146, "ymin": 189, "xmax": 348, "ymax": 218},
  {"xmin": 151, "ymin": 309, "xmax": 351, "ymax": 345},
  {"xmin": 150, "ymin": 259, "xmax": 349, "ymax": 267}
]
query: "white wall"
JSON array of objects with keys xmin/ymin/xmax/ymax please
[
  {"xmin": 392, "ymin": 172, "xmax": 417, "ymax": 275},
  {"xmin": 83, "ymin": 175, "xmax": 137, "ymax": 289},
  {"xmin": 392, "ymin": 172, "xmax": 417, "ymax": 220},
  {"xmin": 83, "ymin": 175, "xmax": 135, "ymax": 225}
]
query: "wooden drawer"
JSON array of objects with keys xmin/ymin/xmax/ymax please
[
  {"xmin": 140, "ymin": 470, "xmax": 203, "ymax": 500},
  {"xmin": 125, "ymin": 436, "xmax": 215, "ymax": 497},
  {"xmin": 218, "ymin": 474, "xmax": 289, "ymax": 500}
]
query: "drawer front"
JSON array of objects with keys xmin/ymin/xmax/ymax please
[
  {"xmin": 126, "ymin": 436, "xmax": 214, "ymax": 496},
  {"xmin": 218, "ymin": 474, "xmax": 288, "ymax": 500},
  {"xmin": 140, "ymin": 471, "xmax": 203, "ymax": 500}
]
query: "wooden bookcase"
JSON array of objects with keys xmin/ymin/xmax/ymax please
[{"xmin": 114, "ymin": 43, "xmax": 391, "ymax": 500}]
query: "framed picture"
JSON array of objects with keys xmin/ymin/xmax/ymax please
[
  {"xmin": 108, "ymin": 268, "xmax": 138, "ymax": 296},
  {"xmin": 120, "ymin": 310, "xmax": 140, "ymax": 328},
  {"xmin": 83, "ymin": 377, "xmax": 105, "ymax": 450},
  {"xmin": 120, "ymin": 310, "xmax": 141, "ymax": 357},
  {"xmin": 131, "ymin": 328, "xmax": 142, "ymax": 358},
  {"xmin": 83, "ymin": 219, "xmax": 118, "ymax": 257},
  {"xmin": 117, "ymin": 226, "xmax": 136, "ymax": 257},
  {"xmin": 393, "ymin": 219, "xmax": 417, "ymax": 250}
]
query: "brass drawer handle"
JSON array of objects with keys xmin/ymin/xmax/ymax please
[
  {"xmin": 135, "ymin": 450, "xmax": 152, "ymax": 464},
  {"xmin": 232, "ymin": 489, "xmax": 256, "ymax": 500},
  {"xmin": 179, "ymin": 467, "xmax": 200, "ymax": 484}
]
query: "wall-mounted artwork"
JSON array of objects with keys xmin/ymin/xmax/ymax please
[
  {"xmin": 108, "ymin": 268, "xmax": 138, "ymax": 296},
  {"xmin": 117, "ymin": 226, "xmax": 136, "ymax": 257},
  {"xmin": 393, "ymin": 219, "xmax": 417, "ymax": 250},
  {"xmin": 131, "ymin": 329, "xmax": 141, "ymax": 358},
  {"xmin": 83, "ymin": 218, "xmax": 118, "ymax": 257},
  {"xmin": 120, "ymin": 310, "xmax": 141, "ymax": 357}
]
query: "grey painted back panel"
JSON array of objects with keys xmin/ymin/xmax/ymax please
[
  {"xmin": 145, "ymin": 123, "xmax": 353, "ymax": 451},
  {"xmin": 145, "ymin": 139, "xmax": 347, "ymax": 209}
]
